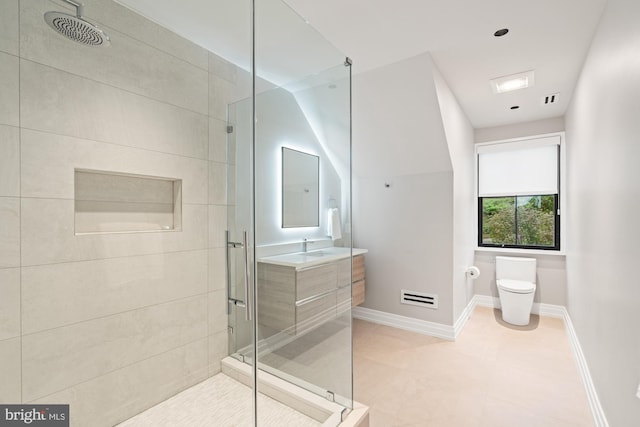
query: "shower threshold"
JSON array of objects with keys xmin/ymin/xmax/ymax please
[
  {"xmin": 117, "ymin": 358, "xmax": 368, "ymax": 427},
  {"xmin": 221, "ymin": 357, "xmax": 369, "ymax": 426}
]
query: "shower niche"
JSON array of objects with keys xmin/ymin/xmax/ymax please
[{"xmin": 74, "ymin": 169, "xmax": 182, "ymax": 234}]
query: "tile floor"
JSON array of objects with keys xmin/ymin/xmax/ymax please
[
  {"xmin": 353, "ymin": 306, "xmax": 594, "ymax": 427},
  {"xmin": 118, "ymin": 374, "xmax": 320, "ymax": 427}
]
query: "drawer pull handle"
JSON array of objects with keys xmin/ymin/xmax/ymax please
[{"xmin": 295, "ymin": 288, "xmax": 337, "ymax": 306}]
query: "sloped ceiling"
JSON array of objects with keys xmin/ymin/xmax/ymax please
[{"xmin": 284, "ymin": 0, "xmax": 607, "ymax": 128}]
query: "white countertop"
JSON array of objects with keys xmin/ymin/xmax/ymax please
[{"xmin": 258, "ymin": 247, "xmax": 368, "ymax": 270}]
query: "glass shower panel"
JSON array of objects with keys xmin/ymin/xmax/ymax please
[
  {"xmin": 254, "ymin": 0, "xmax": 353, "ymax": 421},
  {"xmin": 227, "ymin": 96, "xmax": 254, "ymax": 361}
]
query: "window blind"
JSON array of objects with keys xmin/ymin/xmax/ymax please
[{"xmin": 477, "ymin": 136, "xmax": 560, "ymax": 197}]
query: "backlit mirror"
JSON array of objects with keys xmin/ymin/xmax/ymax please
[{"xmin": 282, "ymin": 147, "xmax": 319, "ymax": 228}]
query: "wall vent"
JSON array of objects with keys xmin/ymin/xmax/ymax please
[
  {"xmin": 400, "ymin": 290, "xmax": 438, "ymax": 309},
  {"xmin": 543, "ymin": 93, "xmax": 560, "ymax": 105}
]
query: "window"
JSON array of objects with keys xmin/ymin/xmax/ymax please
[
  {"xmin": 477, "ymin": 136, "xmax": 561, "ymax": 251},
  {"xmin": 480, "ymin": 195, "xmax": 559, "ymax": 249}
]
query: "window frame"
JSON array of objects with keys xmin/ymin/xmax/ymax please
[{"xmin": 475, "ymin": 132, "xmax": 565, "ymax": 253}]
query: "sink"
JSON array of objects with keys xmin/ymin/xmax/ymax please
[
  {"xmin": 258, "ymin": 247, "xmax": 368, "ymax": 269},
  {"xmin": 302, "ymin": 251, "xmax": 325, "ymax": 257}
]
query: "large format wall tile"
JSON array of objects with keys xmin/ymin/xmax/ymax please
[
  {"xmin": 21, "ymin": 129, "xmax": 207, "ymax": 203},
  {"xmin": 0, "ymin": 52, "xmax": 19, "ymax": 127},
  {"xmin": 0, "ymin": 0, "xmax": 19, "ymax": 55},
  {"xmin": 22, "ymin": 296, "xmax": 207, "ymax": 401},
  {"xmin": 208, "ymin": 247, "xmax": 226, "ymax": 292},
  {"xmin": 208, "ymin": 290, "xmax": 228, "ymax": 336},
  {"xmin": 228, "ymin": 164, "xmax": 237, "ymax": 205},
  {"xmin": 0, "ymin": 198, "xmax": 20, "ymax": 268},
  {"xmin": 0, "ymin": 125, "xmax": 19, "ymax": 197},
  {"xmin": 208, "ymin": 329, "xmax": 228, "ymax": 375},
  {"xmin": 22, "ymin": 250, "xmax": 207, "ymax": 334},
  {"xmin": 21, "ymin": 199, "xmax": 207, "ymax": 266},
  {"xmin": 209, "ymin": 52, "xmax": 238, "ymax": 84},
  {"xmin": 0, "ymin": 268, "xmax": 20, "ymax": 341},
  {"xmin": 31, "ymin": 339, "xmax": 209, "ymax": 427},
  {"xmin": 209, "ymin": 73, "xmax": 236, "ymax": 121},
  {"xmin": 209, "ymin": 161, "xmax": 227, "ymax": 205},
  {"xmin": 81, "ymin": 0, "xmax": 209, "ymax": 71},
  {"xmin": 209, "ymin": 117, "xmax": 228, "ymax": 163},
  {"xmin": 0, "ymin": 337, "xmax": 21, "ymax": 403},
  {"xmin": 21, "ymin": 0, "xmax": 208, "ymax": 115},
  {"xmin": 208, "ymin": 205, "xmax": 227, "ymax": 249},
  {"xmin": 20, "ymin": 61, "xmax": 208, "ymax": 160}
]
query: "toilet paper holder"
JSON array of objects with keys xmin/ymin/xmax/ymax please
[{"xmin": 466, "ymin": 266, "xmax": 480, "ymax": 279}]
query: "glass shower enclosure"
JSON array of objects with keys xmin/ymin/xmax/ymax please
[
  {"xmin": 1, "ymin": 0, "xmax": 351, "ymax": 424},
  {"xmin": 227, "ymin": 0, "xmax": 354, "ymax": 423}
]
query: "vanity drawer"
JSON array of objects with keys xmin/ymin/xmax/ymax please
[
  {"xmin": 336, "ymin": 258, "xmax": 351, "ymax": 287},
  {"xmin": 337, "ymin": 286, "xmax": 352, "ymax": 314},
  {"xmin": 337, "ymin": 254, "xmax": 365, "ymax": 286},
  {"xmin": 352, "ymin": 279, "xmax": 365, "ymax": 306},
  {"xmin": 296, "ymin": 291, "xmax": 336, "ymax": 334},
  {"xmin": 353, "ymin": 255, "xmax": 365, "ymax": 282},
  {"xmin": 296, "ymin": 263, "xmax": 337, "ymax": 300}
]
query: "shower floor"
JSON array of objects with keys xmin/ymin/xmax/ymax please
[{"xmin": 117, "ymin": 373, "xmax": 320, "ymax": 427}]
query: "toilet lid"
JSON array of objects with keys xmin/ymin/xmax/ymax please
[{"xmin": 497, "ymin": 279, "xmax": 536, "ymax": 293}]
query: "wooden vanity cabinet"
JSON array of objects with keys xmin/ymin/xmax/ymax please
[
  {"xmin": 257, "ymin": 254, "xmax": 366, "ymax": 336},
  {"xmin": 352, "ymin": 255, "xmax": 366, "ymax": 306}
]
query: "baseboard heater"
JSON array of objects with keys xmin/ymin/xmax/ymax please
[{"xmin": 401, "ymin": 290, "xmax": 438, "ymax": 309}]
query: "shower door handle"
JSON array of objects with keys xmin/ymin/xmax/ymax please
[{"xmin": 242, "ymin": 230, "xmax": 252, "ymax": 322}]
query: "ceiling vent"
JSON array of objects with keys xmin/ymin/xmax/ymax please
[
  {"xmin": 400, "ymin": 290, "xmax": 438, "ymax": 309},
  {"xmin": 543, "ymin": 93, "xmax": 560, "ymax": 105}
]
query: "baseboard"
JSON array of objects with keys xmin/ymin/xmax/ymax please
[
  {"xmin": 562, "ymin": 311, "xmax": 610, "ymax": 427},
  {"xmin": 472, "ymin": 295, "xmax": 565, "ymax": 318},
  {"xmin": 453, "ymin": 297, "xmax": 476, "ymax": 339},
  {"xmin": 351, "ymin": 306, "xmax": 456, "ymax": 341},
  {"xmin": 472, "ymin": 294, "xmax": 495, "ymax": 309},
  {"xmin": 472, "ymin": 294, "xmax": 609, "ymax": 426}
]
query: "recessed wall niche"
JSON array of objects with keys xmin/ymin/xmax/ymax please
[{"xmin": 74, "ymin": 169, "xmax": 182, "ymax": 235}]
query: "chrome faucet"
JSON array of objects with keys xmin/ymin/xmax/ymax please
[{"xmin": 302, "ymin": 238, "xmax": 312, "ymax": 252}]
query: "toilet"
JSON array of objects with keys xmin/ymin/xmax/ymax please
[{"xmin": 496, "ymin": 256, "xmax": 536, "ymax": 326}]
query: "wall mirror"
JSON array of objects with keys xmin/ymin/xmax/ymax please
[{"xmin": 282, "ymin": 147, "xmax": 319, "ymax": 228}]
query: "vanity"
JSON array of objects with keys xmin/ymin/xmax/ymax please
[{"xmin": 257, "ymin": 247, "xmax": 367, "ymax": 336}]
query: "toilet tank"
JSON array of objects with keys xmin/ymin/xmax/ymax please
[{"xmin": 496, "ymin": 256, "xmax": 536, "ymax": 283}]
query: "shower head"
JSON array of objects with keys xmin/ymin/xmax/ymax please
[{"xmin": 44, "ymin": 1, "xmax": 110, "ymax": 47}]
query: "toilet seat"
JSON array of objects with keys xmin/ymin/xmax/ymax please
[{"xmin": 497, "ymin": 279, "xmax": 535, "ymax": 294}]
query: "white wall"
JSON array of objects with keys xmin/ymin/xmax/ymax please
[
  {"xmin": 432, "ymin": 66, "xmax": 476, "ymax": 322},
  {"xmin": 232, "ymin": 87, "xmax": 343, "ymax": 248},
  {"xmin": 565, "ymin": 0, "xmax": 640, "ymax": 424},
  {"xmin": 353, "ymin": 53, "xmax": 456, "ymax": 325},
  {"xmin": 472, "ymin": 119, "xmax": 569, "ymax": 307},
  {"xmin": 354, "ymin": 172, "xmax": 454, "ymax": 324},
  {"xmin": 473, "ymin": 252, "xmax": 567, "ymax": 306},
  {"xmin": 352, "ymin": 54, "xmax": 452, "ymax": 179},
  {"xmin": 475, "ymin": 117, "xmax": 565, "ymax": 143}
]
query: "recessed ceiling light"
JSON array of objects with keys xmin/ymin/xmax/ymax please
[
  {"xmin": 490, "ymin": 70, "xmax": 535, "ymax": 94},
  {"xmin": 494, "ymin": 28, "xmax": 509, "ymax": 37},
  {"xmin": 510, "ymin": 105, "xmax": 520, "ymax": 110}
]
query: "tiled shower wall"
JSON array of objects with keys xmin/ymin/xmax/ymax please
[{"xmin": 0, "ymin": 0, "xmax": 239, "ymax": 425}]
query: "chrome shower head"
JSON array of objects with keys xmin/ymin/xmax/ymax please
[{"xmin": 44, "ymin": 1, "xmax": 110, "ymax": 47}]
